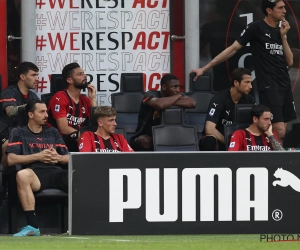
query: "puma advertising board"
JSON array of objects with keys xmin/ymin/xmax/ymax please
[{"xmin": 69, "ymin": 152, "xmax": 300, "ymax": 235}]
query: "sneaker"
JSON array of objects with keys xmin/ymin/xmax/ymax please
[{"xmin": 13, "ymin": 225, "xmax": 40, "ymax": 236}]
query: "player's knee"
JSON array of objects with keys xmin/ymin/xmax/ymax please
[
  {"xmin": 136, "ymin": 135, "xmax": 153, "ymax": 150},
  {"xmin": 199, "ymin": 136, "xmax": 218, "ymax": 151},
  {"xmin": 16, "ymin": 169, "xmax": 33, "ymax": 186},
  {"xmin": 275, "ymin": 126, "xmax": 286, "ymax": 141}
]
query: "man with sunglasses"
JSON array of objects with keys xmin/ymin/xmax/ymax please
[{"xmin": 192, "ymin": 0, "xmax": 296, "ymax": 145}]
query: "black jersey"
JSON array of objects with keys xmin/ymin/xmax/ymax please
[
  {"xmin": 134, "ymin": 91, "xmax": 162, "ymax": 136},
  {"xmin": 200, "ymin": 20, "xmax": 251, "ymax": 92},
  {"xmin": 203, "ymin": 89, "xmax": 255, "ymax": 135},
  {"xmin": 0, "ymin": 85, "xmax": 39, "ymax": 133},
  {"xmin": 6, "ymin": 126, "xmax": 68, "ymax": 169},
  {"xmin": 237, "ymin": 20, "xmax": 291, "ymax": 91}
]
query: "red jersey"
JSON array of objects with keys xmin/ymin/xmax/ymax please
[
  {"xmin": 78, "ymin": 131, "xmax": 134, "ymax": 152},
  {"xmin": 228, "ymin": 129, "xmax": 278, "ymax": 151},
  {"xmin": 47, "ymin": 90, "xmax": 92, "ymax": 131}
]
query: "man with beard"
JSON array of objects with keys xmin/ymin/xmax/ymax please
[
  {"xmin": 228, "ymin": 104, "xmax": 284, "ymax": 151},
  {"xmin": 0, "ymin": 62, "xmax": 40, "ymax": 168},
  {"xmin": 6, "ymin": 99, "xmax": 69, "ymax": 236},
  {"xmin": 47, "ymin": 63, "xmax": 97, "ymax": 151}
]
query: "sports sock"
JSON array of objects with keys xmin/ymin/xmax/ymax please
[{"xmin": 24, "ymin": 210, "xmax": 39, "ymax": 229}]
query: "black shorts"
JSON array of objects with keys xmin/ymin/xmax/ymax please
[
  {"xmin": 129, "ymin": 135, "xmax": 154, "ymax": 151},
  {"xmin": 259, "ymin": 90, "xmax": 297, "ymax": 123},
  {"xmin": 199, "ymin": 135, "xmax": 226, "ymax": 151},
  {"xmin": 32, "ymin": 167, "xmax": 68, "ymax": 193}
]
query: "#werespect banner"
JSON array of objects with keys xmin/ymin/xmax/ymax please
[{"xmin": 36, "ymin": 0, "xmax": 170, "ymax": 105}]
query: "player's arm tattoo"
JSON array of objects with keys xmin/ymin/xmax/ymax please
[
  {"xmin": 6, "ymin": 104, "xmax": 26, "ymax": 117},
  {"xmin": 269, "ymin": 135, "xmax": 285, "ymax": 151}
]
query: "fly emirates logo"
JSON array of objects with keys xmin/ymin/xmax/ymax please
[
  {"xmin": 109, "ymin": 168, "xmax": 268, "ymax": 222},
  {"xmin": 265, "ymin": 43, "xmax": 283, "ymax": 55}
]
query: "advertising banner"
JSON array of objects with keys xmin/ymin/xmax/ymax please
[
  {"xmin": 36, "ymin": 0, "xmax": 170, "ymax": 105},
  {"xmin": 69, "ymin": 152, "xmax": 300, "ymax": 235}
]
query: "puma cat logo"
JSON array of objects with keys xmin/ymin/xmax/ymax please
[{"xmin": 273, "ymin": 168, "xmax": 300, "ymax": 192}]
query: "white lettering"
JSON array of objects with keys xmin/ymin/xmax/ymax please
[
  {"xmin": 236, "ymin": 168, "xmax": 268, "ymax": 221},
  {"xmin": 182, "ymin": 168, "xmax": 232, "ymax": 221},
  {"xmin": 109, "ymin": 168, "xmax": 269, "ymax": 222},
  {"xmin": 109, "ymin": 169, "xmax": 141, "ymax": 222},
  {"xmin": 246, "ymin": 145, "xmax": 271, "ymax": 151},
  {"xmin": 146, "ymin": 169, "xmax": 178, "ymax": 222}
]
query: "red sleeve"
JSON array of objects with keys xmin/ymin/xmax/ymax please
[
  {"xmin": 49, "ymin": 92, "xmax": 68, "ymax": 119},
  {"xmin": 228, "ymin": 130, "xmax": 245, "ymax": 151},
  {"xmin": 78, "ymin": 131, "xmax": 95, "ymax": 152},
  {"xmin": 118, "ymin": 134, "xmax": 134, "ymax": 152}
]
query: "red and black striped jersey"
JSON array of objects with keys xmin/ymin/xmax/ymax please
[
  {"xmin": 78, "ymin": 131, "xmax": 134, "ymax": 152},
  {"xmin": 228, "ymin": 129, "xmax": 278, "ymax": 151}
]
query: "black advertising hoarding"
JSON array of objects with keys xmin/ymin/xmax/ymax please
[{"xmin": 69, "ymin": 152, "xmax": 300, "ymax": 235}]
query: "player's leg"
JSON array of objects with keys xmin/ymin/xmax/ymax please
[
  {"xmin": 259, "ymin": 91, "xmax": 286, "ymax": 144},
  {"xmin": 14, "ymin": 168, "xmax": 41, "ymax": 236},
  {"xmin": 199, "ymin": 135, "xmax": 223, "ymax": 151},
  {"xmin": 273, "ymin": 90, "xmax": 297, "ymax": 144},
  {"xmin": 130, "ymin": 135, "xmax": 153, "ymax": 151},
  {"xmin": 272, "ymin": 122, "xmax": 287, "ymax": 145}
]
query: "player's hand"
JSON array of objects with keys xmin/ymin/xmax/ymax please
[
  {"xmin": 264, "ymin": 124, "xmax": 273, "ymax": 137},
  {"xmin": 38, "ymin": 148, "xmax": 60, "ymax": 164},
  {"xmin": 280, "ymin": 18, "xmax": 290, "ymax": 36},
  {"xmin": 191, "ymin": 68, "xmax": 205, "ymax": 81},
  {"xmin": 38, "ymin": 149, "xmax": 54, "ymax": 164},
  {"xmin": 49, "ymin": 147, "xmax": 61, "ymax": 164},
  {"xmin": 87, "ymin": 84, "xmax": 97, "ymax": 100},
  {"xmin": 152, "ymin": 110, "xmax": 160, "ymax": 120}
]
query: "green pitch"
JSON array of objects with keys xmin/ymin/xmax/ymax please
[{"xmin": 1, "ymin": 234, "xmax": 300, "ymax": 250}]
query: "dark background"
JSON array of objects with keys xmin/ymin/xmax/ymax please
[{"xmin": 198, "ymin": 0, "xmax": 300, "ymax": 147}]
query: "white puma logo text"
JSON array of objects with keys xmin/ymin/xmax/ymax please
[
  {"xmin": 265, "ymin": 34, "xmax": 271, "ymax": 38},
  {"xmin": 213, "ymin": 103, "xmax": 218, "ymax": 107},
  {"xmin": 226, "ymin": 110, "xmax": 230, "ymax": 115},
  {"xmin": 56, "ymin": 97, "xmax": 60, "ymax": 101},
  {"xmin": 273, "ymin": 168, "xmax": 300, "ymax": 192}
]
